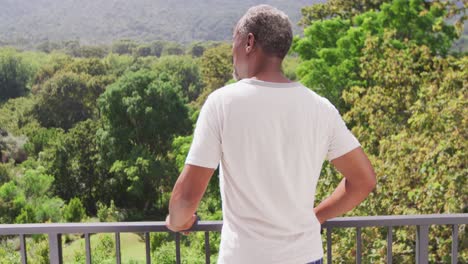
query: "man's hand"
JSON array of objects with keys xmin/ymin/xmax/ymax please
[
  {"xmin": 167, "ymin": 164, "xmax": 214, "ymax": 235},
  {"xmin": 165, "ymin": 214, "xmax": 197, "ymax": 235}
]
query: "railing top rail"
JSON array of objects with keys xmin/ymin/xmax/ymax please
[
  {"xmin": 320, "ymin": 213, "xmax": 468, "ymax": 228},
  {"xmin": 0, "ymin": 214, "xmax": 466, "ymax": 235}
]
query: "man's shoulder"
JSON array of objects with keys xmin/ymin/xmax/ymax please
[
  {"xmin": 210, "ymin": 81, "xmax": 245, "ymax": 96},
  {"xmin": 206, "ymin": 81, "xmax": 337, "ymax": 114}
]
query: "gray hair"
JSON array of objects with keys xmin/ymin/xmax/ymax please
[{"xmin": 235, "ymin": 5, "xmax": 293, "ymax": 59}]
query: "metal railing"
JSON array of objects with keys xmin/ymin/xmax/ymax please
[{"xmin": 0, "ymin": 214, "xmax": 466, "ymax": 264}]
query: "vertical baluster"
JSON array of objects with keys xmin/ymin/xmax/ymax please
[
  {"xmin": 326, "ymin": 228, "xmax": 332, "ymax": 264},
  {"xmin": 356, "ymin": 227, "xmax": 362, "ymax": 264},
  {"xmin": 48, "ymin": 233, "xmax": 63, "ymax": 264},
  {"xmin": 175, "ymin": 232, "xmax": 181, "ymax": 264},
  {"xmin": 115, "ymin": 233, "xmax": 121, "ymax": 264},
  {"xmin": 145, "ymin": 232, "xmax": 151, "ymax": 264},
  {"xmin": 451, "ymin": 225, "xmax": 458, "ymax": 264},
  {"xmin": 205, "ymin": 231, "xmax": 210, "ymax": 264},
  {"xmin": 416, "ymin": 225, "xmax": 429, "ymax": 264},
  {"xmin": 85, "ymin": 233, "xmax": 91, "ymax": 264},
  {"xmin": 387, "ymin": 227, "xmax": 393, "ymax": 264},
  {"xmin": 20, "ymin": 234, "xmax": 27, "ymax": 264}
]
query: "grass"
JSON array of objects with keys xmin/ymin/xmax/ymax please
[{"xmin": 62, "ymin": 232, "xmax": 147, "ymax": 264}]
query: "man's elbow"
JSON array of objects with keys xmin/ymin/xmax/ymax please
[{"xmin": 364, "ymin": 172, "xmax": 377, "ymax": 193}]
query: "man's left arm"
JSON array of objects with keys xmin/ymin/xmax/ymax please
[{"xmin": 166, "ymin": 164, "xmax": 215, "ymax": 232}]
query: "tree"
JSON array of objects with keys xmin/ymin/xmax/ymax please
[
  {"xmin": 299, "ymin": 0, "xmax": 389, "ymax": 26},
  {"xmin": 111, "ymin": 39, "xmax": 137, "ymax": 55},
  {"xmin": 79, "ymin": 45, "xmax": 109, "ymax": 58},
  {"xmin": 36, "ymin": 40, "xmax": 62, "ymax": 53},
  {"xmin": 34, "ymin": 71, "xmax": 100, "ymax": 130},
  {"xmin": 150, "ymin": 41, "xmax": 165, "ymax": 57},
  {"xmin": 62, "ymin": 197, "xmax": 86, "ymax": 222},
  {"xmin": 31, "ymin": 52, "xmax": 73, "ymax": 92},
  {"xmin": 42, "ymin": 119, "xmax": 111, "ymax": 214},
  {"xmin": 313, "ymin": 31, "xmax": 467, "ymax": 263},
  {"xmin": 198, "ymin": 43, "xmax": 233, "ymax": 105},
  {"xmin": 189, "ymin": 43, "xmax": 206, "ymax": 57},
  {"xmin": 0, "ymin": 48, "xmax": 32, "ymax": 101},
  {"xmin": 163, "ymin": 42, "xmax": 185, "ymax": 56},
  {"xmin": 0, "ymin": 181, "xmax": 25, "ymax": 223},
  {"xmin": 135, "ymin": 44, "xmax": 152, "ymax": 57},
  {"xmin": 152, "ymin": 55, "xmax": 204, "ymax": 102},
  {"xmin": 299, "ymin": 0, "xmax": 465, "ymax": 27},
  {"xmin": 293, "ymin": 0, "xmax": 460, "ymax": 110},
  {"xmin": 98, "ymin": 69, "xmax": 191, "ymax": 212}
]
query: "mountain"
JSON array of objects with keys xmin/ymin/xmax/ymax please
[{"xmin": 0, "ymin": 0, "xmax": 324, "ymax": 47}]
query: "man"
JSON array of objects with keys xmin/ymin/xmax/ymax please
[{"xmin": 166, "ymin": 5, "xmax": 376, "ymax": 264}]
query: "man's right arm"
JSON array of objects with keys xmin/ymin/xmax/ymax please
[{"xmin": 314, "ymin": 146, "xmax": 376, "ymax": 224}]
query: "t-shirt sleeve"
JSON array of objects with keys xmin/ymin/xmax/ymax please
[
  {"xmin": 326, "ymin": 106, "xmax": 361, "ymax": 161},
  {"xmin": 184, "ymin": 94, "xmax": 222, "ymax": 169}
]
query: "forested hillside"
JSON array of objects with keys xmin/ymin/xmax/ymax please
[{"xmin": 0, "ymin": 0, "xmax": 319, "ymax": 48}]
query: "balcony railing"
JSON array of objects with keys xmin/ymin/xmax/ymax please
[{"xmin": 0, "ymin": 214, "xmax": 466, "ymax": 264}]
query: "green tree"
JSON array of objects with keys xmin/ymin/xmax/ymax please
[
  {"xmin": 42, "ymin": 119, "xmax": 110, "ymax": 213},
  {"xmin": 150, "ymin": 41, "xmax": 165, "ymax": 57},
  {"xmin": 79, "ymin": 45, "xmax": 109, "ymax": 58},
  {"xmin": 0, "ymin": 48, "xmax": 32, "ymax": 101},
  {"xmin": 34, "ymin": 71, "xmax": 100, "ymax": 130},
  {"xmin": 111, "ymin": 39, "xmax": 137, "ymax": 55},
  {"xmin": 102, "ymin": 53, "xmax": 135, "ymax": 77},
  {"xmin": 18, "ymin": 166, "xmax": 64, "ymax": 223},
  {"xmin": 135, "ymin": 44, "xmax": 152, "ymax": 57},
  {"xmin": 0, "ymin": 97, "xmax": 37, "ymax": 135},
  {"xmin": 152, "ymin": 55, "xmax": 203, "ymax": 102},
  {"xmin": 198, "ymin": 43, "xmax": 232, "ymax": 105},
  {"xmin": 31, "ymin": 52, "xmax": 73, "ymax": 92},
  {"xmin": 0, "ymin": 181, "xmax": 26, "ymax": 223},
  {"xmin": 163, "ymin": 42, "xmax": 185, "ymax": 56},
  {"xmin": 98, "ymin": 69, "xmax": 191, "ymax": 212},
  {"xmin": 62, "ymin": 197, "xmax": 86, "ymax": 222},
  {"xmin": 293, "ymin": 0, "xmax": 460, "ymax": 110},
  {"xmin": 313, "ymin": 31, "xmax": 467, "ymax": 262},
  {"xmin": 189, "ymin": 43, "xmax": 206, "ymax": 57}
]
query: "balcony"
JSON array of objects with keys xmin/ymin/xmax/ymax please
[{"xmin": 0, "ymin": 214, "xmax": 466, "ymax": 264}]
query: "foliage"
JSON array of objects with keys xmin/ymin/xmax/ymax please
[
  {"xmin": 0, "ymin": 181, "xmax": 25, "ymax": 223},
  {"xmin": 299, "ymin": 0, "xmax": 389, "ymax": 25},
  {"xmin": 41, "ymin": 119, "xmax": 110, "ymax": 214},
  {"xmin": 312, "ymin": 30, "xmax": 467, "ymax": 263},
  {"xmin": 0, "ymin": 130, "xmax": 28, "ymax": 164},
  {"xmin": 197, "ymin": 43, "xmax": 233, "ymax": 105},
  {"xmin": 0, "ymin": 48, "xmax": 32, "ymax": 101},
  {"xmin": 72, "ymin": 234, "xmax": 115, "ymax": 264},
  {"xmin": 152, "ymin": 56, "xmax": 204, "ymax": 102},
  {"xmin": 62, "ymin": 197, "xmax": 86, "ymax": 222},
  {"xmin": 33, "ymin": 72, "xmax": 96, "ymax": 130},
  {"xmin": 97, "ymin": 200, "xmax": 123, "ymax": 222},
  {"xmin": 98, "ymin": 69, "xmax": 191, "ymax": 212},
  {"xmin": 111, "ymin": 39, "xmax": 138, "ymax": 55},
  {"xmin": 0, "ymin": 239, "xmax": 20, "ymax": 264},
  {"xmin": 0, "ymin": 96, "xmax": 37, "ymax": 136},
  {"xmin": 293, "ymin": 0, "xmax": 460, "ymax": 110}
]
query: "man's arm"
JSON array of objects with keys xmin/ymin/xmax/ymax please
[
  {"xmin": 166, "ymin": 164, "xmax": 215, "ymax": 232},
  {"xmin": 314, "ymin": 147, "xmax": 376, "ymax": 224}
]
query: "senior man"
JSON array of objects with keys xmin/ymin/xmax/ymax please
[{"xmin": 166, "ymin": 5, "xmax": 376, "ymax": 264}]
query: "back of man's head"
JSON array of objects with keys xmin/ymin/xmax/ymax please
[{"xmin": 236, "ymin": 5, "xmax": 293, "ymax": 59}]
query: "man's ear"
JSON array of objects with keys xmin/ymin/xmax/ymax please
[{"xmin": 246, "ymin": 33, "xmax": 255, "ymax": 54}]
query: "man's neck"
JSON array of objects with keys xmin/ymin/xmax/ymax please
[{"xmin": 248, "ymin": 58, "xmax": 291, "ymax": 83}]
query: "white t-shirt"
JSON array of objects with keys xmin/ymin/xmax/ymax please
[{"xmin": 185, "ymin": 78, "xmax": 361, "ymax": 264}]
